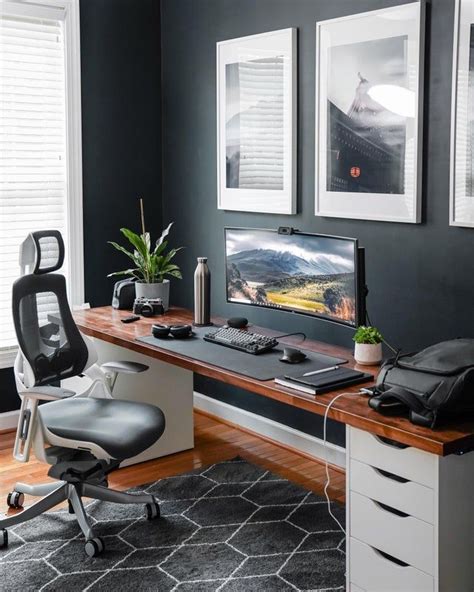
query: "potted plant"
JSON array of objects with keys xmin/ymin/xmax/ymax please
[
  {"xmin": 108, "ymin": 200, "xmax": 182, "ymax": 311},
  {"xmin": 353, "ymin": 325, "xmax": 383, "ymax": 366}
]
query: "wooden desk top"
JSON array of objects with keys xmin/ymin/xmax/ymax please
[{"xmin": 74, "ymin": 306, "xmax": 474, "ymax": 457}]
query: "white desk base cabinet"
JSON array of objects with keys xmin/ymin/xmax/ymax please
[
  {"xmin": 346, "ymin": 426, "xmax": 474, "ymax": 592},
  {"xmin": 65, "ymin": 339, "xmax": 194, "ymax": 467}
]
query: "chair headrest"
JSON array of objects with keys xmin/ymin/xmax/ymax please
[{"xmin": 19, "ymin": 230, "xmax": 65, "ymax": 275}]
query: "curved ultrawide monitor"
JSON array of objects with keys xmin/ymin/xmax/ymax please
[{"xmin": 225, "ymin": 227, "xmax": 365, "ymax": 327}]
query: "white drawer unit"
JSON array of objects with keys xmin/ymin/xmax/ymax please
[
  {"xmin": 349, "ymin": 426, "xmax": 436, "ymax": 487},
  {"xmin": 350, "ymin": 537, "xmax": 434, "ymax": 592},
  {"xmin": 346, "ymin": 426, "xmax": 474, "ymax": 592},
  {"xmin": 350, "ymin": 458, "xmax": 434, "ymax": 524},
  {"xmin": 350, "ymin": 491, "xmax": 434, "ymax": 574}
]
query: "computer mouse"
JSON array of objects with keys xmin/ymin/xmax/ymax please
[{"xmin": 280, "ymin": 347, "xmax": 307, "ymax": 364}]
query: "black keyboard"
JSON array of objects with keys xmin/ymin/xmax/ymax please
[{"xmin": 204, "ymin": 327, "xmax": 278, "ymax": 355}]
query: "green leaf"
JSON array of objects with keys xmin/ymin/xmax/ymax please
[
  {"xmin": 152, "ymin": 239, "xmax": 168, "ymax": 257},
  {"xmin": 142, "ymin": 231, "xmax": 151, "ymax": 252},
  {"xmin": 160, "ymin": 262, "xmax": 182, "ymax": 279},
  {"xmin": 120, "ymin": 228, "xmax": 149, "ymax": 262},
  {"xmin": 162, "ymin": 247, "xmax": 183, "ymax": 266},
  {"xmin": 108, "ymin": 241, "xmax": 140, "ymax": 265},
  {"xmin": 156, "ymin": 222, "xmax": 173, "ymax": 249},
  {"xmin": 107, "ymin": 268, "xmax": 141, "ymax": 279}
]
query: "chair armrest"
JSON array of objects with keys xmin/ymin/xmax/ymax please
[
  {"xmin": 19, "ymin": 386, "xmax": 75, "ymax": 401},
  {"xmin": 100, "ymin": 361, "xmax": 149, "ymax": 374}
]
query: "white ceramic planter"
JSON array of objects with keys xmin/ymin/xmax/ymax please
[
  {"xmin": 354, "ymin": 342, "xmax": 383, "ymax": 366},
  {"xmin": 135, "ymin": 279, "xmax": 170, "ymax": 311}
]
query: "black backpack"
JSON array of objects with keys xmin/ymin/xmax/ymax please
[{"xmin": 369, "ymin": 338, "xmax": 474, "ymax": 428}]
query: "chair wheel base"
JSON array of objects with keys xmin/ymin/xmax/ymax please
[
  {"xmin": 85, "ymin": 537, "xmax": 104, "ymax": 557},
  {"xmin": 0, "ymin": 529, "xmax": 8, "ymax": 549},
  {"xmin": 7, "ymin": 491, "xmax": 24, "ymax": 509},
  {"xmin": 145, "ymin": 501, "xmax": 160, "ymax": 520}
]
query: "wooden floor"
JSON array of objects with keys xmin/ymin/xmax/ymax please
[{"xmin": 0, "ymin": 411, "xmax": 345, "ymax": 515}]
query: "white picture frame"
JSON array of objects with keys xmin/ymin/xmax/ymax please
[
  {"xmin": 217, "ymin": 28, "xmax": 296, "ymax": 214},
  {"xmin": 450, "ymin": 0, "xmax": 474, "ymax": 227},
  {"xmin": 315, "ymin": 2, "xmax": 425, "ymax": 224}
]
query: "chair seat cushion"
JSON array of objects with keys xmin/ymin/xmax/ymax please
[{"xmin": 39, "ymin": 398, "xmax": 165, "ymax": 460}]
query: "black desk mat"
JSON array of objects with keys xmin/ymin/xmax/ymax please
[{"xmin": 136, "ymin": 327, "xmax": 347, "ymax": 381}]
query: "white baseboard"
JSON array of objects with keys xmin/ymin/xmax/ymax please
[
  {"xmin": 0, "ymin": 410, "xmax": 19, "ymax": 431},
  {"xmin": 194, "ymin": 391, "xmax": 346, "ymax": 469}
]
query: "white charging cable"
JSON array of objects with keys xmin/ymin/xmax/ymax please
[{"xmin": 323, "ymin": 391, "xmax": 364, "ymax": 535}]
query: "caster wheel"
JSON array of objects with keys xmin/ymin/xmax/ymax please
[
  {"xmin": 0, "ymin": 529, "xmax": 8, "ymax": 549},
  {"xmin": 145, "ymin": 501, "xmax": 160, "ymax": 521},
  {"xmin": 68, "ymin": 500, "xmax": 75, "ymax": 514},
  {"xmin": 7, "ymin": 491, "xmax": 24, "ymax": 509},
  {"xmin": 84, "ymin": 537, "xmax": 104, "ymax": 558}
]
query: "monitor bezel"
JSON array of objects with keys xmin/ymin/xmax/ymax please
[{"xmin": 224, "ymin": 226, "xmax": 365, "ymax": 328}]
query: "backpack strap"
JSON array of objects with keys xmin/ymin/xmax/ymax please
[{"xmin": 369, "ymin": 386, "xmax": 436, "ymax": 428}]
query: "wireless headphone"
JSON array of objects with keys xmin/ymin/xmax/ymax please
[{"xmin": 152, "ymin": 324, "xmax": 193, "ymax": 339}]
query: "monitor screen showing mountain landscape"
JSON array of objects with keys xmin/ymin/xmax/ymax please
[{"xmin": 225, "ymin": 228, "xmax": 358, "ymax": 326}]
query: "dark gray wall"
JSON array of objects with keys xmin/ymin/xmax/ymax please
[
  {"xmin": 0, "ymin": 0, "xmax": 162, "ymax": 414},
  {"xmin": 161, "ymin": 0, "xmax": 473, "ymax": 444},
  {"xmin": 81, "ymin": 0, "xmax": 162, "ymax": 306}
]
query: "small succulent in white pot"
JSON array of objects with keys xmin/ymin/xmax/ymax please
[
  {"xmin": 353, "ymin": 325, "xmax": 383, "ymax": 366},
  {"xmin": 108, "ymin": 200, "xmax": 182, "ymax": 311}
]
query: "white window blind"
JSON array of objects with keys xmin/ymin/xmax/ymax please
[{"xmin": 0, "ymin": 12, "xmax": 69, "ymax": 352}]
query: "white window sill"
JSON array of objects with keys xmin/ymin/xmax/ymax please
[{"xmin": 0, "ymin": 347, "xmax": 18, "ymax": 370}]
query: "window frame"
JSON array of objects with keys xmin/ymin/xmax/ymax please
[{"xmin": 0, "ymin": 0, "xmax": 84, "ymax": 368}]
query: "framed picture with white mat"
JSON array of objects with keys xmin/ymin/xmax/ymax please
[
  {"xmin": 217, "ymin": 28, "xmax": 297, "ymax": 214},
  {"xmin": 450, "ymin": 0, "xmax": 474, "ymax": 227},
  {"xmin": 315, "ymin": 3, "xmax": 425, "ymax": 223}
]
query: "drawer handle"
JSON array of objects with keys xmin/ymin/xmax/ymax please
[
  {"xmin": 373, "ymin": 500, "xmax": 409, "ymax": 518},
  {"xmin": 372, "ymin": 546, "xmax": 410, "ymax": 567},
  {"xmin": 373, "ymin": 467, "xmax": 410, "ymax": 484},
  {"xmin": 374, "ymin": 435, "xmax": 410, "ymax": 450}
]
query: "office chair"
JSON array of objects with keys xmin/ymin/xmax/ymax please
[{"xmin": 0, "ymin": 230, "xmax": 166, "ymax": 557}]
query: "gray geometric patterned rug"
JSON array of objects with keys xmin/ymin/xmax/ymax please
[{"xmin": 0, "ymin": 458, "xmax": 345, "ymax": 591}]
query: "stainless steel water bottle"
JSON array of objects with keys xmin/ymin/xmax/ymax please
[{"xmin": 194, "ymin": 257, "xmax": 212, "ymax": 326}]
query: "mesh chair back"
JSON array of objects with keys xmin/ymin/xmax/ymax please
[{"xmin": 12, "ymin": 231, "xmax": 89, "ymax": 386}]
